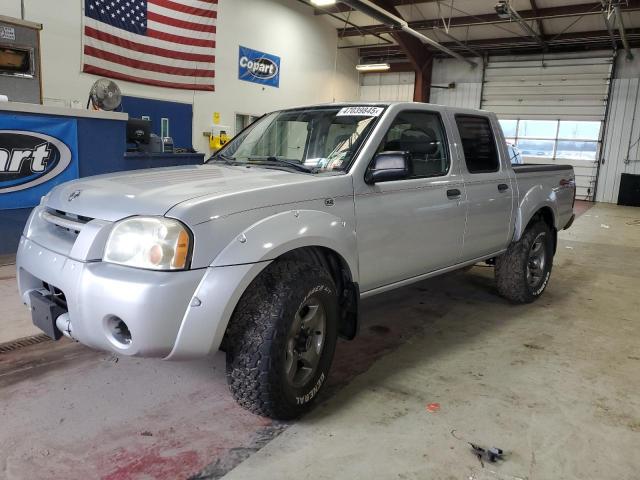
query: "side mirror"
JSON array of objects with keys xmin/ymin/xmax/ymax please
[{"xmin": 365, "ymin": 151, "xmax": 411, "ymax": 184}]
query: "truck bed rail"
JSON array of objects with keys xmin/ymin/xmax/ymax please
[{"xmin": 513, "ymin": 164, "xmax": 573, "ymax": 174}]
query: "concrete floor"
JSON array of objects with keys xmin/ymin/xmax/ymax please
[{"xmin": 1, "ymin": 202, "xmax": 638, "ymax": 479}]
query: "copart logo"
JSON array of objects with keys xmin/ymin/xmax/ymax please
[
  {"xmin": 238, "ymin": 46, "xmax": 280, "ymax": 88},
  {"xmin": 0, "ymin": 131, "xmax": 71, "ymax": 193},
  {"xmin": 239, "ymin": 55, "xmax": 278, "ymax": 80}
]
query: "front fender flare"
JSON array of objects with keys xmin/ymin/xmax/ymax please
[
  {"xmin": 211, "ymin": 209, "xmax": 359, "ymax": 282},
  {"xmin": 166, "ymin": 209, "xmax": 358, "ymax": 359}
]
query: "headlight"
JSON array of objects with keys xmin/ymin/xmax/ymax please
[{"xmin": 104, "ymin": 217, "xmax": 191, "ymax": 270}]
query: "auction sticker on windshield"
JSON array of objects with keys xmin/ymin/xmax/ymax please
[{"xmin": 337, "ymin": 106, "xmax": 384, "ymax": 117}]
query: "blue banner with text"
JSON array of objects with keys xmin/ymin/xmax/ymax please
[
  {"xmin": 0, "ymin": 115, "xmax": 79, "ymax": 209},
  {"xmin": 238, "ymin": 45, "xmax": 281, "ymax": 88}
]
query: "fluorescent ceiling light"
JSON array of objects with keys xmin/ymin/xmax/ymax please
[
  {"xmin": 356, "ymin": 63, "xmax": 391, "ymax": 72},
  {"xmin": 310, "ymin": 0, "xmax": 336, "ymax": 6}
]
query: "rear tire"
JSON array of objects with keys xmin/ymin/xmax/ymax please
[
  {"xmin": 495, "ymin": 220, "xmax": 554, "ymax": 303},
  {"xmin": 225, "ymin": 259, "xmax": 338, "ymax": 420}
]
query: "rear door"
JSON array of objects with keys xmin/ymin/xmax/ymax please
[{"xmin": 454, "ymin": 114, "xmax": 514, "ymax": 260}]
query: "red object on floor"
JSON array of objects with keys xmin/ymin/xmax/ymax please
[{"xmin": 425, "ymin": 402, "xmax": 441, "ymax": 413}]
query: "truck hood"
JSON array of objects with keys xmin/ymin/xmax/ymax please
[{"xmin": 45, "ymin": 164, "xmax": 319, "ymax": 222}]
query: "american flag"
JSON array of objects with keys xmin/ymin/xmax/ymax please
[{"xmin": 83, "ymin": 0, "xmax": 216, "ymax": 91}]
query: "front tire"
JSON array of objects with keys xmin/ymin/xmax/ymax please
[
  {"xmin": 225, "ymin": 260, "xmax": 338, "ymax": 420},
  {"xmin": 495, "ymin": 220, "xmax": 554, "ymax": 303}
]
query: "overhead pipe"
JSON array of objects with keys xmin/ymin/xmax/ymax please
[
  {"xmin": 602, "ymin": 9, "xmax": 618, "ymax": 51},
  {"xmin": 433, "ymin": 27, "xmax": 484, "ymax": 60},
  {"xmin": 298, "ymin": 0, "xmax": 393, "ymax": 46},
  {"xmin": 340, "ymin": 0, "xmax": 477, "ymax": 67}
]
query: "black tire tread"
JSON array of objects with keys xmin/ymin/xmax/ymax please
[
  {"xmin": 225, "ymin": 259, "xmax": 336, "ymax": 420},
  {"xmin": 495, "ymin": 220, "xmax": 552, "ymax": 304}
]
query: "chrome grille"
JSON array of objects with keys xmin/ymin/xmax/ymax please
[
  {"xmin": 42, "ymin": 209, "xmax": 93, "ymax": 235},
  {"xmin": 42, "ymin": 282, "xmax": 68, "ymax": 309}
]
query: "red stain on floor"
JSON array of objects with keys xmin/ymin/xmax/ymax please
[{"xmin": 102, "ymin": 442, "xmax": 203, "ymax": 480}]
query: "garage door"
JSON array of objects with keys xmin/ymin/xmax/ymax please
[{"xmin": 481, "ymin": 53, "xmax": 614, "ymax": 200}]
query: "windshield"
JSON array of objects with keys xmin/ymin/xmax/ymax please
[{"xmin": 209, "ymin": 106, "xmax": 384, "ymax": 173}]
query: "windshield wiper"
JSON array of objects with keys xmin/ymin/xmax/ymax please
[
  {"xmin": 207, "ymin": 153, "xmax": 239, "ymax": 165},
  {"xmin": 247, "ymin": 156, "xmax": 314, "ymax": 173}
]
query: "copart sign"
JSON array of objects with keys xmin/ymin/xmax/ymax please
[
  {"xmin": 0, "ymin": 117, "xmax": 78, "ymax": 209},
  {"xmin": 238, "ymin": 46, "xmax": 280, "ymax": 88}
]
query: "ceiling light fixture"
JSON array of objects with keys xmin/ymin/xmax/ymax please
[
  {"xmin": 356, "ymin": 63, "xmax": 391, "ymax": 72},
  {"xmin": 310, "ymin": 0, "xmax": 336, "ymax": 6}
]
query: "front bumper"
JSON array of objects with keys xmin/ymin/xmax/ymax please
[{"xmin": 17, "ymin": 236, "xmax": 207, "ymax": 357}]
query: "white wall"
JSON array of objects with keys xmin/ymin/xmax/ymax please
[
  {"xmin": 359, "ymin": 72, "xmax": 414, "ymax": 102},
  {"xmin": 1, "ymin": 3, "xmax": 21, "ymax": 19},
  {"xmin": 0, "ymin": 0, "xmax": 359, "ymax": 152},
  {"xmin": 430, "ymin": 57, "xmax": 482, "ymax": 109},
  {"xmin": 358, "ymin": 57, "xmax": 483, "ymax": 107},
  {"xmin": 596, "ymin": 49, "xmax": 640, "ymax": 203}
]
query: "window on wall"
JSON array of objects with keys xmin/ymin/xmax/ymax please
[
  {"xmin": 235, "ymin": 113, "xmax": 260, "ymax": 135},
  {"xmin": 499, "ymin": 119, "xmax": 601, "ymax": 161}
]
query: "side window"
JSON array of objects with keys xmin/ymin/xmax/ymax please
[
  {"xmin": 378, "ymin": 111, "xmax": 449, "ymax": 178},
  {"xmin": 455, "ymin": 115, "xmax": 500, "ymax": 173}
]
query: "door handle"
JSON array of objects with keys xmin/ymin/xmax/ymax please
[
  {"xmin": 446, "ymin": 188, "xmax": 461, "ymax": 199},
  {"xmin": 498, "ymin": 183, "xmax": 509, "ymax": 192}
]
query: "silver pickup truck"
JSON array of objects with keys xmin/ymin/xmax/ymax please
[{"xmin": 16, "ymin": 102, "xmax": 575, "ymax": 419}]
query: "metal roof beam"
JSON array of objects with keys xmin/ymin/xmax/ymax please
[
  {"xmin": 496, "ymin": 0, "xmax": 547, "ymax": 49},
  {"xmin": 341, "ymin": 0, "xmax": 476, "ymax": 66},
  {"xmin": 337, "ymin": 0, "xmax": 640, "ymax": 37},
  {"xmin": 529, "ymin": 0, "xmax": 547, "ymax": 37},
  {"xmin": 358, "ymin": 28, "xmax": 640, "ymax": 58},
  {"xmin": 315, "ymin": 0, "xmax": 438, "ymax": 15}
]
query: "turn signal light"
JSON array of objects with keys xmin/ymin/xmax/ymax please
[{"xmin": 172, "ymin": 229, "xmax": 190, "ymax": 269}]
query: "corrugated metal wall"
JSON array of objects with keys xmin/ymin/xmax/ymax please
[
  {"xmin": 597, "ymin": 51, "xmax": 640, "ymax": 203},
  {"xmin": 430, "ymin": 57, "xmax": 483, "ymax": 109},
  {"xmin": 357, "ymin": 59, "xmax": 483, "ymax": 107},
  {"xmin": 358, "ymin": 72, "xmax": 415, "ymax": 102},
  {"xmin": 430, "ymin": 83, "xmax": 482, "ymax": 109}
]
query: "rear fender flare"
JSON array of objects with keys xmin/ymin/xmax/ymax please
[{"xmin": 513, "ymin": 185, "xmax": 559, "ymax": 242}]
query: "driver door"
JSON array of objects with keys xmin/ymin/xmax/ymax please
[{"xmin": 354, "ymin": 109, "xmax": 468, "ymax": 292}]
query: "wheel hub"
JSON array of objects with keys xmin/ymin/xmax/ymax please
[
  {"xmin": 284, "ymin": 297, "xmax": 326, "ymax": 389},
  {"xmin": 526, "ymin": 232, "xmax": 547, "ymax": 290},
  {"xmin": 294, "ymin": 329, "xmax": 313, "ymax": 353}
]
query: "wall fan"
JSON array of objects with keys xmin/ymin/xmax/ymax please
[{"xmin": 87, "ymin": 78, "xmax": 122, "ymax": 111}]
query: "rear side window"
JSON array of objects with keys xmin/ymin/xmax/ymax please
[{"xmin": 455, "ymin": 115, "xmax": 500, "ymax": 173}]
